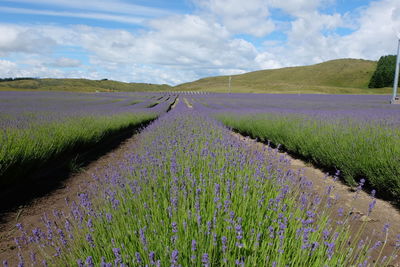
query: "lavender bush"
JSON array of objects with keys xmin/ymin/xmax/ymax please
[
  {"xmin": 10, "ymin": 100, "xmax": 398, "ymax": 266},
  {"xmin": 0, "ymin": 91, "xmax": 176, "ymax": 187}
]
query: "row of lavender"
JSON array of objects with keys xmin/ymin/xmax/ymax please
[
  {"xmin": 192, "ymin": 94, "xmax": 400, "ymax": 125},
  {"xmin": 0, "ymin": 91, "xmax": 176, "ymax": 187},
  {"xmin": 187, "ymin": 93, "xmax": 400, "ymax": 201},
  {"xmin": 7, "ymin": 100, "xmax": 399, "ymax": 266},
  {"xmin": 0, "ymin": 91, "xmax": 172, "ymax": 129}
]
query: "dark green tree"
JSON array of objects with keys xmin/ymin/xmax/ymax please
[{"xmin": 369, "ymin": 55, "xmax": 399, "ymax": 88}]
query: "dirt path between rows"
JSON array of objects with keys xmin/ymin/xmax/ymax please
[
  {"xmin": 233, "ymin": 132, "xmax": 400, "ymax": 266},
  {"xmin": 0, "ymin": 133, "xmax": 141, "ymax": 265}
]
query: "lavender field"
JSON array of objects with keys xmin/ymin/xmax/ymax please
[
  {"xmin": 0, "ymin": 91, "xmax": 176, "ymax": 188},
  {"xmin": 2, "ymin": 92, "xmax": 400, "ymax": 266},
  {"xmin": 199, "ymin": 94, "xmax": 400, "ymax": 201}
]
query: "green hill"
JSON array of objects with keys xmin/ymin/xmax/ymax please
[
  {"xmin": 0, "ymin": 78, "xmax": 171, "ymax": 92},
  {"xmin": 175, "ymin": 58, "xmax": 391, "ymax": 94}
]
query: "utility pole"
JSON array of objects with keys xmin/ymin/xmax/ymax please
[
  {"xmin": 391, "ymin": 37, "xmax": 400, "ymax": 104},
  {"xmin": 228, "ymin": 76, "xmax": 232, "ymax": 94}
]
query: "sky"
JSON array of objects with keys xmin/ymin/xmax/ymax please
[{"xmin": 0, "ymin": 0, "xmax": 400, "ymax": 85}]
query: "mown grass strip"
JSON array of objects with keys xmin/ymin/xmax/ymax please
[{"xmin": 216, "ymin": 113, "xmax": 400, "ymax": 202}]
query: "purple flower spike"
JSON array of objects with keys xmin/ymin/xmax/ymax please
[
  {"xmin": 221, "ymin": 236, "xmax": 228, "ymax": 253},
  {"xmin": 202, "ymin": 253, "xmax": 210, "ymax": 267},
  {"xmin": 17, "ymin": 253, "xmax": 24, "ymax": 267},
  {"xmin": 86, "ymin": 233, "xmax": 95, "ymax": 247},
  {"xmin": 368, "ymin": 199, "xmax": 376, "ymax": 215},
  {"xmin": 113, "ymin": 247, "xmax": 122, "ymax": 265},
  {"xmin": 86, "ymin": 256, "xmax": 94, "ymax": 267},
  {"xmin": 171, "ymin": 250, "xmax": 179, "ymax": 267},
  {"xmin": 171, "ymin": 222, "xmax": 178, "ymax": 233},
  {"xmin": 192, "ymin": 240, "xmax": 197, "ymax": 252},
  {"xmin": 16, "ymin": 223, "xmax": 23, "ymax": 231},
  {"xmin": 395, "ymin": 234, "xmax": 400, "ymax": 248},
  {"xmin": 135, "ymin": 252, "xmax": 142, "ymax": 264},
  {"xmin": 106, "ymin": 213, "xmax": 112, "ymax": 223},
  {"xmin": 149, "ymin": 251, "xmax": 156, "ymax": 265},
  {"xmin": 382, "ymin": 223, "xmax": 390, "ymax": 234},
  {"xmin": 100, "ymin": 256, "xmax": 112, "ymax": 267}
]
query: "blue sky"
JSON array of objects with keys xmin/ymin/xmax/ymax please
[{"xmin": 1, "ymin": 0, "xmax": 400, "ymax": 85}]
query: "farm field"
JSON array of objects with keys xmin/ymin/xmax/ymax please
[
  {"xmin": 0, "ymin": 91, "xmax": 177, "ymax": 192},
  {"xmin": 1, "ymin": 92, "xmax": 400, "ymax": 266},
  {"xmin": 196, "ymin": 94, "xmax": 400, "ymax": 201}
]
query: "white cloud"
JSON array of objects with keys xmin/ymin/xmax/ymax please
[
  {"xmin": 3, "ymin": 0, "xmax": 172, "ymax": 18},
  {"xmin": 0, "ymin": 24, "xmax": 56, "ymax": 55},
  {"xmin": 47, "ymin": 57, "xmax": 81, "ymax": 68},
  {"xmin": 2, "ymin": 0, "xmax": 400, "ymax": 85},
  {"xmin": 267, "ymin": 0, "xmax": 328, "ymax": 16},
  {"xmin": 0, "ymin": 18, "xmax": 260, "ymax": 84},
  {"xmin": 0, "ymin": 59, "xmax": 18, "ymax": 77},
  {"xmin": 0, "ymin": 7, "xmax": 145, "ymax": 25},
  {"xmin": 193, "ymin": 0, "xmax": 275, "ymax": 37}
]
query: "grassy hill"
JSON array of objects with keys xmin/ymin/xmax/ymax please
[
  {"xmin": 0, "ymin": 78, "xmax": 171, "ymax": 92},
  {"xmin": 175, "ymin": 58, "xmax": 391, "ymax": 94}
]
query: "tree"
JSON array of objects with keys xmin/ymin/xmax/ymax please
[{"xmin": 369, "ymin": 55, "xmax": 399, "ymax": 88}]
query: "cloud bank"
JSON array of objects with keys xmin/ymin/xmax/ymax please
[{"xmin": 0, "ymin": 0, "xmax": 399, "ymax": 85}]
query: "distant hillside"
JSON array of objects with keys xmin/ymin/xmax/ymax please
[
  {"xmin": 0, "ymin": 78, "xmax": 171, "ymax": 92},
  {"xmin": 175, "ymin": 59, "xmax": 389, "ymax": 94}
]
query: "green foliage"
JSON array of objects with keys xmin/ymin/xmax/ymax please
[
  {"xmin": 369, "ymin": 55, "xmax": 399, "ymax": 88},
  {"xmin": 0, "ymin": 112, "xmax": 157, "ymax": 187},
  {"xmin": 0, "ymin": 77, "xmax": 37, "ymax": 82},
  {"xmin": 56, "ymin": 113, "xmax": 382, "ymax": 266},
  {"xmin": 217, "ymin": 113, "xmax": 400, "ymax": 201}
]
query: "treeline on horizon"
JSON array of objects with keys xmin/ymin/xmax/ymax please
[
  {"xmin": 369, "ymin": 55, "xmax": 399, "ymax": 88},
  {"xmin": 0, "ymin": 77, "xmax": 37, "ymax": 82}
]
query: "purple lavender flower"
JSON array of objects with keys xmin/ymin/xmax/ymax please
[
  {"xmin": 192, "ymin": 239, "xmax": 197, "ymax": 252},
  {"xmin": 113, "ymin": 248, "xmax": 122, "ymax": 265},
  {"xmin": 86, "ymin": 233, "xmax": 95, "ymax": 247},
  {"xmin": 368, "ymin": 199, "xmax": 376, "ymax": 215},
  {"xmin": 86, "ymin": 256, "xmax": 94, "ymax": 267},
  {"xmin": 106, "ymin": 213, "xmax": 112, "ymax": 223},
  {"xmin": 221, "ymin": 236, "xmax": 228, "ymax": 253},
  {"xmin": 171, "ymin": 250, "xmax": 179, "ymax": 267},
  {"xmin": 30, "ymin": 251, "xmax": 36, "ymax": 265},
  {"xmin": 171, "ymin": 222, "xmax": 178, "ymax": 233},
  {"xmin": 135, "ymin": 252, "xmax": 142, "ymax": 264},
  {"xmin": 202, "ymin": 253, "xmax": 210, "ymax": 267},
  {"xmin": 87, "ymin": 218, "xmax": 94, "ymax": 231},
  {"xmin": 139, "ymin": 227, "xmax": 148, "ymax": 250},
  {"xmin": 324, "ymin": 242, "xmax": 335, "ymax": 260},
  {"xmin": 382, "ymin": 223, "xmax": 390, "ymax": 234},
  {"xmin": 149, "ymin": 251, "xmax": 156, "ymax": 265},
  {"xmin": 395, "ymin": 234, "xmax": 400, "ymax": 248},
  {"xmin": 100, "ymin": 256, "xmax": 112, "ymax": 267},
  {"xmin": 235, "ymin": 258, "xmax": 245, "ymax": 266},
  {"xmin": 16, "ymin": 223, "xmax": 23, "ymax": 231}
]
